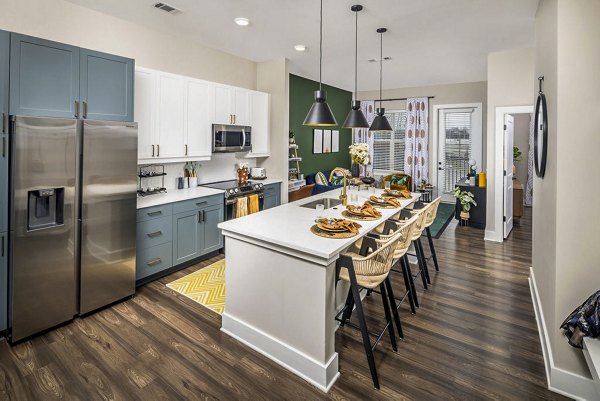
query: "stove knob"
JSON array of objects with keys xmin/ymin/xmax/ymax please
[
  {"xmin": 234, "ymin": 188, "xmax": 239, "ymax": 193},
  {"xmin": 259, "ymin": 184, "xmax": 264, "ymax": 188},
  {"xmin": 229, "ymin": 189, "xmax": 235, "ymax": 195}
]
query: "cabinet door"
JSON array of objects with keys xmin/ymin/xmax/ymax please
[
  {"xmin": 233, "ymin": 89, "xmax": 250, "ymax": 125},
  {"xmin": 0, "ymin": 31, "xmax": 9, "ymax": 234},
  {"xmin": 1, "ymin": 232, "xmax": 7, "ymax": 332},
  {"xmin": 214, "ymin": 85, "xmax": 233, "ymax": 125},
  {"xmin": 135, "ymin": 68, "xmax": 156, "ymax": 160},
  {"xmin": 80, "ymin": 49, "xmax": 134, "ymax": 122},
  {"xmin": 9, "ymin": 33, "xmax": 80, "ymax": 118},
  {"xmin": 173, "ymin": 210, "xmax": 201, "ymax": 265},
  {"xmin": 249, "ymin": 92, "xmax": 270, "ymax": 156},
  {"xmin": 263, "ymin": 194, "xmax": 278, "ymax": 210},
  {"xmin": 200, "ymin": 204, "xmax": 224, "ymax": 255},
  {"xmin": 184, "ymin": 79, "xmax": 212, "ymax": 158},
  {"xmin": 156, "ymin": 73, "xmax": 185, "ymax": 158},
  {"xmin": 263, "ymin": 183, "xmax": 281, "ymax": 210}
]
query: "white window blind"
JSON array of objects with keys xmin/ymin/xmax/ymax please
[
  {"xmin": 442, "ymin": 110, "xmax": 473, "ymax": 191},
  {"xmin": 373, "ymin": 111, "xmax": 406, "ymax": 173}
]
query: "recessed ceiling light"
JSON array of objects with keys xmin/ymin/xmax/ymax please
[
  {"xmin": 234, "ymin": 17, "xmax": 250, "ymax": 26},
  {"xmin": 294, "ymin": 45, "xmax": 307, "ymax": 52}
]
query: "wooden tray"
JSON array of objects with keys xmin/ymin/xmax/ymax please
[
  {"xmin": 310, "ymin": 224, "xmax": 361, "ymax": 239},
  {"xmin": 341, "ymin": 210, "xmax": 379, "ymax": 221}
]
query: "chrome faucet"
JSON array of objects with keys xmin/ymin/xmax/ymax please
[{"xmin": 329, "ymin": 168, "xmax": 348, "ymax": 206}]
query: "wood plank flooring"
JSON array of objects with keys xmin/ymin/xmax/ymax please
[{"xmin": 0, "ymin": 207, "xmax": 571, "ymax": 400}]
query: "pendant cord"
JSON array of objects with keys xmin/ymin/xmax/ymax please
[
  {"xmin": 379, "ymin": 31, "xmax": 383, "ymax": 109},
  {"xmin": 354, "ymin": 10, "xmax": 358, "ymax": 100},
  {"xmin": 319, "ymin": 0, "xmax": 323, "ymax": 91}
]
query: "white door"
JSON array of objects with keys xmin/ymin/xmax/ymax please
[
  {"xmin": 155, "ymin": 73, "xmax": 185, "ymax": 158},
  {"xmin": 503, "ymin": 114, "xmax": 514, "ymax": 238},
  {"xmin": 135, "ymin": 68, "xmax": 156, "ymax": 160},
  {"xmin": 214, "ymin": 85, "xmax": 234, "ymax": 124},
  {"xmin": 184, "ymin": 79, "xmax": 212, "ymax": 158},
  {"xmin": 233, "ymin": 89, "xmax": 250, "ymax": 125},
  {"xmin": 248, "ymin": 92, "xmax": 270, "ymax": 156},
  {"xmin": 437, "ymin": 108, "xmax": 480, "ymax": 203}
]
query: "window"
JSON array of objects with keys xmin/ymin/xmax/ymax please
[{"xmin": 373, "ymin": 110, "xmax": 407, "ymax": 173}]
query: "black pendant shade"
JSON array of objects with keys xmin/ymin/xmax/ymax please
[
  {"xmin": 343, "ymin": 100, "xmax": 369, "ymax": 128},
  {"xmin": 370, "ymin": 107, "xmax": 393, "ymax": 132},
  {"xmin": 304, "ymin": 90, "xmax": 337, "ymax": 126},
  {"xmin": 369, "ymin": 28, "xmax": 392, "ymax": 132},
  {"xmin": 342, "ymin": 5, "xmax": 369, "ymax": 129},
  {"xmin": 304, "ymin": 0, "xmax": 338, "ymax": 127}
]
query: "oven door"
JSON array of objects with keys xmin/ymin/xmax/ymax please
[
  {"xmin": 225, "ymin": 194, "xmax": 264, "ymax": 220},
  {"xmin": 213, "ymin": 125, "xmax": 252, "ymax": 152}
]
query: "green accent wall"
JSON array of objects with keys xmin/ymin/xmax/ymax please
[{"xmin": 289, "ymin": 74, "xmax": 353, "ymax": 176}]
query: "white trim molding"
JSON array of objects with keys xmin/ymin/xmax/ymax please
[
  {"xmin": 529, "ymin": 267, "xmax": 598, "ymax": 400},
  {"xmin": 488, "ymin": 105, "xmax": 533, "ymax": 242}
]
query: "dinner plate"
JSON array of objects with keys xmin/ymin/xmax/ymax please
[{"xmin": 317, "ymin": 223, "xmax": 348, "ymax": 233}]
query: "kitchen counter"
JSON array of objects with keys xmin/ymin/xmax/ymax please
[
  {"xmin": 136, "ymin": 186, "xmax": 224, "ymax": 209},
  {"xmin": 247, "ymin": 178, "xmax": 283, "ymax": 185},
  {"xmin": 219, "ymin": 188, "xmax": 420, "ymax": 392}
]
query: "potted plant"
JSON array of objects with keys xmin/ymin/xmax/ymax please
[
  {"xmin": 348, "ymin": 143, "xmax": 370, "ymax": 177},
  {"xmin": 513, "ymin": 146, "xmax": 523, "ymax": 176},
  {"xmin": 452, "ymin": 187, "xmax": 477, "ymax": 221}
]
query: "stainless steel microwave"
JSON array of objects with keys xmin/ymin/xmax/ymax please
[{"xmin": 212, "ymin": 124, "xmax": 252, "ymax": 153}]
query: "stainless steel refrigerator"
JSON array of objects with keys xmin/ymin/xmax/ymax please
[{"xmin": 9, "ymin": 116, "xmax": 137, "ymax": 342}]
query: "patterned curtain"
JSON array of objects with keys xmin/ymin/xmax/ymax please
[
  {"xmin": 404, "ymin": 97, "xmax": 429, "ymax": 189},
  {"xmin": 525, "ymin": 113, "xmax": 534, "ymax": 206},
  {"xmin": 354, "ymin": 100, "xmax": 376, "ymax": 176}
]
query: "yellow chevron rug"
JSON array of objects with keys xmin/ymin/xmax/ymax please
[{"xmin": 166, "ymin": 259, "xmax": 226, "ymax": 315}]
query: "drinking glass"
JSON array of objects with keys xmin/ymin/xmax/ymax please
[
  {"xmin": 350, "ymin": 193, "xmax": 359, "ymax": 204},
  {"xmin": 316, "ymin": 204, "xmax": 325, "ymax": 220},
  {"xmin": 384, "ymin": 181, "xmax": 391, "ymax": 190}
]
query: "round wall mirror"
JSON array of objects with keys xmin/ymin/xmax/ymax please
[{"xmin": 534, "ymin": 78, "xmax": 548, "ymax": 178}]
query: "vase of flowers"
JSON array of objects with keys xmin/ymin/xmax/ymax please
[
  {"xmin": 452, "ymin": 187, "xmax": 477, "ymax": 220},
  {"xmin": 349, "ymin": 143, "xmax": 370, "ymax": 177}
]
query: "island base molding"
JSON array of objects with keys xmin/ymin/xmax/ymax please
[{"xmin": 222, "ymin": 313, "xmax": 340, "ymax": 392}]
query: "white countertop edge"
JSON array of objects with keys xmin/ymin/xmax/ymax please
[
  {"xmin": 137, "ymin": 186, "xmax": 225, "ymax": 209},
  {"xmin": 247, "ymin": 178, "xmax": 284, "ymax": 185}
]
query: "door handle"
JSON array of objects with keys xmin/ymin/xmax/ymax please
[
  {"xmin": 157, "ymin": 144, "xmax": 160, "ymax": 157},
  {"xmin": 1, "ymin": 112, "xmax": 6, "ymax": 133},
  {"xmin": 198, "ymin": 210, "xmax": 203, "ymax": 222},
  {"xmin": 146, "ymin": 257, "xmax": 162, "ymax": 267},
  {"xmin": 83, "ymin": 101, "xmax": 88, "ymax": 119},
  {"xmin": 75, "ymin": 100, "xmax": 79, "ymax": 118},
  {"xmin": 233, "ymin": 114, "xmax": 236, "ymax": 124},
  {"xmin": 146, "ymin": 231, "xmax": 163, "ymax": 238},
  {"xmin": 185, "ymin": 144, "xmax": 188, "ymax": 156},
  {"xmin": 241, "ymin": 128, "xmax": 246, "ymax": 150},
  {"xmin": 147, "ymin": 211, "xmax": 162, "ymax": 217},
  {"xmin": 152, "ymin": 144, "xmax": 155, "ymax": 157}
]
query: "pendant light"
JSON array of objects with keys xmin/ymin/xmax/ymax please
[
  {"xmin": 369, "ymin": 28, "xmax": 393, "ymax": 132},
  {"xmin": 303, "ymin": 0, "xmax": 337, "ymax": 127},
  {"xmin": 342, "ymin": 5, "xmax": 369, "ymax": 128}
]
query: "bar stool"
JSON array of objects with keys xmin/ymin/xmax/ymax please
[
  {"xmin": 335, "ymin": 232, "xmax": 404, "ymax": 389},
  {"xmin": 394, "ymin": 205, "xmax": 431, "ymax": 289},
  {"xmin": 367, "ymin": 215, "xmax": 420, "ymax": 314},
  {"xmin": 411, "ymin": 197, "xmax": 442, "ymax": 272}
]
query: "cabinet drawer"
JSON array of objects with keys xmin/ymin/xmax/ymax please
[
  {"xmin": 136, "ymin": 242, "xmax": 173, "ymax": 281},
  {"xmin": 173, "ymin": 194, "xmax": 223, "ymax": 214},
  {"xmin": 137, "ymin": 216, "xmax": 172, "ymax": 249},
  {"xmin": 264, "ymin": 183, "xmax": 280, "ymax": 193},
  {"xmin": 136, "ymin": 204, "xmax": 173, "ymax": 222}
]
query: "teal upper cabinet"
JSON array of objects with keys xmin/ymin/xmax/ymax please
[
  {"xmin": 80, "ymin": 49, "xmax": 134, "ymax": 121},
  {"xmin": 9, "ymin": 33, "xmax": 134, "ymax": 121},
  {"xmin": 9, "ymin": 33, "xmax": 80, "ymax": 118},
  {"xmin": 0, "ymin": 30, "xmax": 9, "ymax": 234}
]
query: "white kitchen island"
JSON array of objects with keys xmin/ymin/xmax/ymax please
[{"xmin": 218, "ymin": 188, "xmax": 420, "ymax": 391}]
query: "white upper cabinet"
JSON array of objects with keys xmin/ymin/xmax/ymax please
[
  {"xmin": 184, "ymin": 79, "xmax": 212, "ymax": 158},
  {"xmin": 135, "ymin": 67, "xmax": 269, "ymax": 162},
  {"xmin": 248, "ymin": 91, "xmax": 270, "ymax": 157}
]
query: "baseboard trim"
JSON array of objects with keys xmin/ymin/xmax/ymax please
[
  {"xmin": 484, "ymin": 229, "xmax": 503, "ymax": 242},
  {"xmin": 529, "ymin": 267, "xmax": 598, "ymax": 400},
  {"xmin": 221, "ymin": 312, "xmax": 340, "ymax": 392}
]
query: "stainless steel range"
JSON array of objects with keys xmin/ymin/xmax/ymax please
[{"xmin": 201, "ymin": 180, "xmax": 264, "ymax": 220}]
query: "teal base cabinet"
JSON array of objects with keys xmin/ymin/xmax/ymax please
[
  {"xmin": 136, "ymin": 194, "xmax": 224, "ymax": 284},
  {"xmin": 263, "ymin": 183, "xmax": 281, "ymax": 210},
  {"xmin": 1, "ymin": 232, "xmax": 7, "ymax": 332}
]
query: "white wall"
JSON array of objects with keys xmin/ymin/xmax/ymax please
[
  {"xmin": 0, "ymin": 0, "xmax": 257, "ymax": 89},
  {"xmin": 485, "ymin": 48, "xmax": 535, "ymax": 238}
]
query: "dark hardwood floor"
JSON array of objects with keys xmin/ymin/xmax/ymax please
[{"xmin": 0, "ymin": 207, "xmax": 570, "ymax": 400}]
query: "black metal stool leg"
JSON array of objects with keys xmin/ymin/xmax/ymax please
[
  {"xmin": 379, "ymin": 283, "xmax": 398, "ymax": 351},
  {"xmin": 416, "ymin": 238, "xmax": 431, "ymax": 285},
  {"xmin": 426, "ymin": 227, "xmax": 439, "ymax": 271},
  {"xmin": 399, "ymin": 258, "xmax": 416, "ymax": 314},
  {"xmin": 414, "ymin": 241, "xmax": 428, "ymax": 289},
  {"xmin": 348, "ymin": 268, "xmax": 380, "ymax": 389},
  {"xmin": 402, "ymin": 255, "xmax": 419, "ymax": 307},
  {"xmin": 385, "ymin": 277, "xmax": 404, "ymax": 339},
  {"xmin": 340, "ymin": 288, "xmax": 354, "ymax": 326}
]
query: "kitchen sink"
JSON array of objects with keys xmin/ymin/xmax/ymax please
[{"xmin": 299, "ymin": 198, "xmax": 342, "ymax": 209}]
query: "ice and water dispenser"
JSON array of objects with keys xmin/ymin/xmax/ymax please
[{"xmin": 27, "ymin": 188, "xmax": 64, "ymax": 230}]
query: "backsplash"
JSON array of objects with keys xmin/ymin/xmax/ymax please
[{"xmin": 138, "ymin": 153, "xmax": 257, "ymax": 190}]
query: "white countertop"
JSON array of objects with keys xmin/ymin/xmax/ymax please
[
  {"xmin": 218, "ymin": 188, "xmax": 420, "ymax": 263},
  {"xmin": 247, "ymin": 178, "xmax": 283, "ymax": 185},
  {"xmin": 137, "ymin": 186, "xmax": 225, "ymax": 209}
]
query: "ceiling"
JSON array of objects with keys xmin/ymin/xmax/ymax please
[{"xmin": 67, "ymin": 0, "xmax": 539, "ymax": 91}]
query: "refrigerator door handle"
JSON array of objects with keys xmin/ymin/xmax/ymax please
[
  {"xmin": 1, "ymin": 136, "xmax": 5, "ymax": 158},
  {"xmin": 2, "ymin": 112, "xmax": 6, "ymax": 133},
  {"xmin": 83, "ymin": 101, "xmax": 88, "ymax": 119},
  {"xmin": 75, "ymin": 100, "xmax": 79, "ymax": 118}
]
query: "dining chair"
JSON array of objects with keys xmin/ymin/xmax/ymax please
[{"xmin": 392, "ymin": 205, "xmax": 431, "ymax": 289}]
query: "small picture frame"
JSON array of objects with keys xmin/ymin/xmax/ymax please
[
  {"xmin": 323, "ymin": 130, "xmax": 332, "ymax": 153},
  {"xmin": 332, "ymin": 130, "xmax": 339, "ymax": 152},
  {"xmin": 313, "ymin": 129, "xmax": 323, "ymax": 154}
]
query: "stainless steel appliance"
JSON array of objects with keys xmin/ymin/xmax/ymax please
[
  {"xmin": 212, "ymin": 124, "xmax": 251, "ymax": 153},
  {"xmin": 9, "ymin": 116, "xmax": 137, "ymax": 342},
  {"xmin": 201, "ymin": 180, "xmax": 264, "ymax": 220},
  {"xmin": 250, "ymin": 167, "xmax": 267, "ymax": 179}
]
